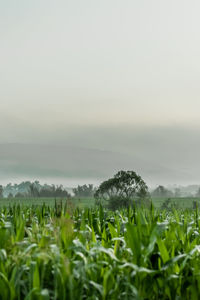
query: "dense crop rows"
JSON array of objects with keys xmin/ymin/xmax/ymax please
[{"xmin": 0, "ymin": 203, "xmax": 200, "ymax": 299}]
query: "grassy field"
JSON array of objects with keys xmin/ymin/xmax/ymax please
[
  {"xmin": 0, "ymin": 197, "xmax": 95, "ymax": 208},
  {"xmin": 1, "ymin": 204, "xmax": 200, "ymax": 299},
  {"xmin": 152, "ymin": 197, "xmax": 200, "ymax": 209},
  {"xmin": 0, "ymin": 196, "xmax": 199, "ymax": 209}
]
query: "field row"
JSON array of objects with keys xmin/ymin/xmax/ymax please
[
  {"xmin": 0, "ymin": 196, "xmax": 199, "ymax": 209},
  {"xmin": 0, "ymin": 204, "xmax": 200, "ymax": 299}
]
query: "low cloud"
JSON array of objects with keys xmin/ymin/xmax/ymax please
[{"xmin": 0, "ymin": 124, "xmax": 199, "ymax": 186}]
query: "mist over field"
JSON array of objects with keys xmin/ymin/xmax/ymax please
[
  {"xmin": 0, "ymin": 124, "xmax": 200, "ymax": 187},
  {"xmin": 1, "ymin": 0, "xmax": 200, "ymax": 187}
]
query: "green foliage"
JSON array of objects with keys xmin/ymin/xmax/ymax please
[
  {"xmin": 0, "ymin": 204, "xmax": 199, "ymax": 298},
  {"xmin": 72, "ymin": 184, "xmax": 95, "ymax": 198},
  {"xmin": 107, "ymin": 195, "xmax": 132, "ymax": 210},
  {"xmin": 94, "ymin": 170, "xmax": 149, "ymax": 210}
]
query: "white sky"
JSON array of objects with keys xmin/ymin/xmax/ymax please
[{"xmin": 0, "ymin": 0, "xmax": 200, "ymax": 185}]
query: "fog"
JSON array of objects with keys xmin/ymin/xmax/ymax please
[
  {"xmin": 1, "ymin": 1, "xmax": 200, "ymax": 187},
  {"xmin": 0, "ymin": 125, "xmax": 199, "ymax": 187}
]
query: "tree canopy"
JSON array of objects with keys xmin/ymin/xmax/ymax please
[{"xmin": 94, "ymin": 170, "xmax": 149, "ymax": 209}]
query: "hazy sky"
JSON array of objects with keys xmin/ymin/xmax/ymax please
[{"xmin": 1, "ymin": 1, "xmax": 200, "ymax": 186}]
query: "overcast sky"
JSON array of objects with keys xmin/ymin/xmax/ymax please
[{"xmin": 1, "ymin": 0, "xmax": 200, "ymax": 187}]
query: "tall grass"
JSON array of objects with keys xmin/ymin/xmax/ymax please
[{"xmin": 0, "ymin": 203, "xmax": 200, "ymax": 299}]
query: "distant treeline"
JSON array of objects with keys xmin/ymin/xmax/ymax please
[
  {"xmin": 151, "ymin": 185, "xmax": 200, "ymax": 198},
  {"xmin": 0, "ymin": 181, "xmax": 200, "ymax": 199},
  {"xmin": 0, "ymin": 181, "xmax": 71, "ymax": 198},
  {"xmin": 0, "ymin": 181, "xmax": 96, "ymax": 198},
  {"xmin": 72, "ymin": 184, "xmax": 96, "ymax": 198}
]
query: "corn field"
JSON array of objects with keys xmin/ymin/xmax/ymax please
[{"xmin": 0, "ymin": 203, "xmax": 200, "ymax": 299}]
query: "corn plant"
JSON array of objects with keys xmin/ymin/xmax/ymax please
[{"xmin": 0, "ymin": 204, "xmax": 200, "ymax": 299}]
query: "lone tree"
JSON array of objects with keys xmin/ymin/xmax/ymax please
[{"xmin": 94, "ymin": 170, "xmax": 149, "ymax": 209}]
